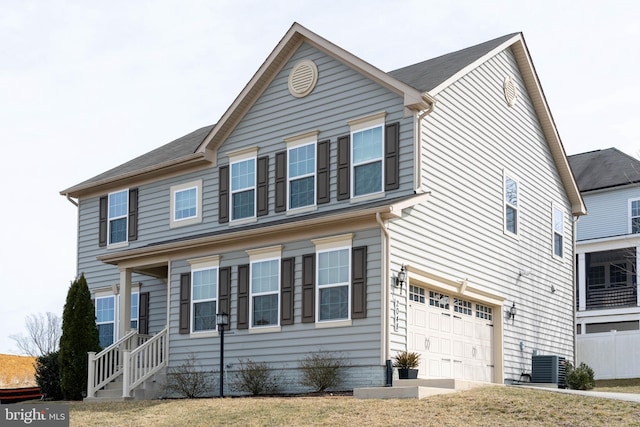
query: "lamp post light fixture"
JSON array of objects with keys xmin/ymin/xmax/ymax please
[{"xmin": 216, "ymin": 312, "xmax": 229, "ymax": 398}]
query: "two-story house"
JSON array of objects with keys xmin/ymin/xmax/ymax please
[
  {"xmin": 61, "ymin": 23, "xmax": 585, "ymax": 400},
  {"xmin": 569, "ymin": 148, "xmax": 640, "ymax": 379}
]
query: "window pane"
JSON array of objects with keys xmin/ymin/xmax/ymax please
[
  {"xmin": 109, "ymin": 217, "xmax": 127, "ymax": 244},
  {"xmin": 252, "ymin": 260, "xmax": 279, "ymax": 293},
  {"xmin": 289, "ymin": 144, "xmax": 315, "ymax": 178},
  {"xmin": 506, "ymin": 206, "xmax": 517, "ymax": 234},
  {"xmin": 352, "ymin": 127, "xmax": 382, "ymax": 164},
  {"xmin": 588, "ymin": 265, "xmax": 605, "ymax": 288},
  {"xmin": 554, "ymin": 233, "xmax": 563, "ymax": 257},
  {"xmin": 290, "ymin": 176, "xmax": 315, "ymax": 209},
  {"xmin": 98, "ymin": 323, "xmax": 114, "ymax": 348},
  {"xmin": 354, "ymin": 161, "xmax": 382, "ymax": 196},
  {"xmin": 610, "ymin": 263, "xmax": 627, "ymax": 286},
  {"xmin": 319, "ymin": 286, "xmax": 348, "ymax": 321},
  {"xmin": 96, "ymin": 297, "xmax": 115, "ymax": 323},
  {"xmin": 318, "ymin": 249, "xmax": 349, "ymax": 285},
  {"xmin": 633, "ymin": 217, "xmax": 640, "ymax": 234},
  {"xmin": 553, "ymin": 208, "xmax": 563, "ymax": 233},
  {"xmin": 175, "ymin": 187, "xmax": 197, "ymax": 220},
  {"xmin": 131, "ymin": 293, "xmax": 139, "ymax": 322},
  {"xmin": 253, "ymin": 294, "xmax": 278, "ymax": 326},
  {"xmin": 109, "ymin": 190, "xmax": 128, "ymax": 218},
  {"xmin": 193, "ymin": 301, "xmax": 216, "ymax": 331},
  {"xmin": 632, "ymin": 200, "xmax": 640, "ymax": 217},
  {"xmin": 232, "ymin": 190, "xmax": 255, "ymax": 219},
  {"xmin": 505, "ymin": 177, "xmax": 517, "ymax": 207},
  {"xmin": 193, "ymin": 269, "xmax": 217, "ymax": 301},
  {"xmin": 231, "ymin": 159, "xmax": 255, "ymax": 191}
]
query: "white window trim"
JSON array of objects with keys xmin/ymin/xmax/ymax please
[
  {"xmin": 348, "ymin": 112, "xmax": 386, "ymax": 200},
  {"xmin": 229, "ymin": 148, "xmax": 258, "ymax": 222},
  {"xmin": 107, "ymin": 189, "xmax": 129, "ymax": 248},
  {"xmin": 503, "ymin": 171, "xmax": 519, "ymax": 238},
  {"xmin": 552, "ymin": 204, "xmax": 564, "ymax": 259},
  {"xmin": 285, "ymin": 131, "xmax": 318, "ymax": 212},
  {"xmin": 189, "ymin": 255, "xmax": 220, "ymax": 335},
  {"xmin": 588, "ymin": 261, "xmax": 632, "ymax": 289},
  {"xmin": 94, "ymin": 285, "xmax": 140, "ymax": 345},
  {"xmin": 170, "ymin": 179, "xmax": 203, "ymax": 228},
  {"xmin": 247, "ymin": 246, "xmax": 282, "ymax": 331},
  {"xmin": 312, "ymin": 234, "xmax": 353, "ymax": 323},
  {"xmin": 629, "ymin": 198, "xmax": 640, "ymax": 234}
]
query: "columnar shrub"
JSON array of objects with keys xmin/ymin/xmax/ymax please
[
  {"xmin": 232, "ymin": 359, "xmax": 281, "ymax": 395},
  {"xmin": 299, "ymin": 350, "xmax": 348, "ymax": 392}
]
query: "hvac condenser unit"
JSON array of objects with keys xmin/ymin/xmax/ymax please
[{"xmin": 531, "ymin": 355, "xmax": 566, "ymax": 388}]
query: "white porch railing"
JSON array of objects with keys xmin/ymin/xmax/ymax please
[{"xmin": 87, "ymin": 328, "xmax": 166, "ymax": 399}]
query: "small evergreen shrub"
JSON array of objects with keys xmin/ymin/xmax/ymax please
[
  {"xmin": 35, "ymin": 351, "xmax": 63, "ymax": 400},
  {"xmin": 565, "ymin": 361, "xmax": 595, "ymax": 390},
  {"xmin": 232, "ymin": 359, "xmax": 281, "ymax": 395},
  {"xmin": 299, "ymin": 350, "xmax": 348, "ymax": 392},
  {"xmin": 163, "ymin": 354, "xmax": 212, "ymax": 398}
]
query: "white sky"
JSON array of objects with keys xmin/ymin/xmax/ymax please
[{"xmin": 1, "ymin": 0, "xmax": 638, "ymax": 354}]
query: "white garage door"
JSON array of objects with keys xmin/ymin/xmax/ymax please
[{"xmin": 407, "ymin": 285, "xmax": 494, "ymax": 382}]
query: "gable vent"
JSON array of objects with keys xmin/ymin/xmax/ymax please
[
  {"xmin": 503, "ymin": 75, "xmax": 518, "ymax": 107},
  {"xmin": 288, "ymin": 59, "xmax": 318, "ymax": 98}
]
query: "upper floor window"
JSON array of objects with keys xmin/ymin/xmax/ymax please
[
  {"xmin": 170, "ymin": 180, "xmax": 203, "ymax": 228},
  {"xmin": 352, "ymin": 125, "xmax": 383, "ymax": 197},
  {"xmin": 504, "ymin": 173, "xmax": 519, "ymax": 236},
  {"xmin": 288, "ymin": 142, "xmax": 316, "ymax": 209},
  {"xmin": 191, "ymin": 267, "xmax": 218, "ymax": 332},
  {"xmin": 108, "ymin": 190, "xmax": 128, "ymax": 244},
  {"xmin": 231, "ymin": 157, "xmax": 256, "ymax": 221},
  {"xmin": 553, "ymin": 206, "xmax": 564, "ymax": 258},
  {"xmin": 630, "ymin": 199, "xmax": 640, "ymax": 234}
]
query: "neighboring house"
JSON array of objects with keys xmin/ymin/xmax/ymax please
[
  {"xmin": 60, "ymin": 23, "xmax": 585, "ymax": 399},
  {"xmin": 569, "ymin": 148, "xmax": 640, "ymax": 379}
]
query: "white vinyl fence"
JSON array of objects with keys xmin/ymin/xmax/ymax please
[{"xmin": 577, "ymin": 330, "xmax": 640, "ymax": 379}]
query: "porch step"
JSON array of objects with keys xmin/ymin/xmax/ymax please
[{"xmin": 353, "ymin": 379, "xmax": 499, "ymax": 399}]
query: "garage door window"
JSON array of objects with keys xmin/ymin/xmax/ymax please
[
  {"xmin": 476, "ymin": 304, "xmax": 493, "ymax": 320},
  {"xmin": 454, "ymin": 298, "xmax": 472, "ymax": 316},
  {"xmin": 429, "ymin": 291, "xmax": 450, "ymax": 309},
  {"xmin": 409, "ymin": 285, "xmax": 425, "ymax": 304}
]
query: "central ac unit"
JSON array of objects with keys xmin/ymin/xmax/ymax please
[{"xmin": 531, "ymin": 355, "xmax": 566, "ymax": 388}]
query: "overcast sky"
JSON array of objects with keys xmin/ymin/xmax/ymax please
[{"xmin": 1, "ymin": 0, "xmax": 638, "ymax": 354}]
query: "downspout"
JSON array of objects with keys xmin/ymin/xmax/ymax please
[
  {"xmin": 65, "ymin": 193, "xmax": 78, "ymax": 207},
  {"xmin": 414, "ymin": 93, "xmax": 436, "ymax": 194},
  {"xmin": 376, "ymin": 212, "xmax": 391, "ymax": 368},
  {"xmin": 572, "ymin": 215, "xmax": 580, "ymax": 366}
]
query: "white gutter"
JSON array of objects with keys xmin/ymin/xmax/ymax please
[
  {"xmin": 65, "ymin": 194, "xmax": 78, "ymax": 207},
  {"xmin": 414, "ymin": 93, "xmax": 436, "ymax": 193},
  {"xmin": 376, "ymin": 212, "xmax": 391, "ymax": 365}
]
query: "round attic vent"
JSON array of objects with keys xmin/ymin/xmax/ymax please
[
  {"xmin": 503, "ymin": 75, "xmax": 518, "ymax": 107},
  {"xmin": 288, "ymin": 59, "xmax": 318, "ymax": 98}
]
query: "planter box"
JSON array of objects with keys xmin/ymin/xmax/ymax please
[{"xmin": 398, "ymin": 368, "xmax": 418, "ymax": 379}]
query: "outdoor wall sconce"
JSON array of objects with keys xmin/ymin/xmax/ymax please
[
  {"xmin": 395, "ymin": 265, "xmax": 407, "ymax": 290},
  {"xmin": 216, "ymin": 312, "xmax": 229, "ymax": 398},
  {"xmin": 507, "ymin": 302, "xmax": 517, "ymax": 324}
]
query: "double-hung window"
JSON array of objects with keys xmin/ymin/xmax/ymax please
[
  {"xmin": 191, "ymin": 267, "xmax": 218, "ymax": 332},
  {"xmin": 630, "ymin": 199, "xmax": 640, "ymax": 234},
  {"xmin": 231, "ymin": 156, "xmax": 256, "ymax": 221},
  {"xmin": 352, "ymin": 124, "xmax": 384, "ymax": 197},
  {"xmin": 96, "ymin": 296, "xmax": 115, "ymax": 348},
  {"xmin": 108, "ymin": 190, "xmax": 128, "ymax": 244},
  {"xmin": 170, "ymin": 180, "xmax": 203, "ymax": 228},
  {"xmin": 288, "ymin": 142, "xmax": 316, "ymax": 210},
  {"xmin": 553, "ymin": 206, "xmax": 564, "ymax": 258},
  {"xmin": 314, "ymin": 235, "xmax": 352, "ymax": 322},
  {"xmin": 251, "ymin": 258, "xmax": 280, "ymax": 328},
  {"xmin": 504, "ymin": 173, "xmax": 519, "ymax": 235}
]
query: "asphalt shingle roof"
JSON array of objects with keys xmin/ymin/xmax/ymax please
[{"xmin": 568, "ymin": 148, "xmax": 640, "ymax": 192}]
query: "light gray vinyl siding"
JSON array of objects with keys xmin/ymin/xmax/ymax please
[
  {"xmin": 391, "ymin": 48, "xmax": 574, "ymax": 381},
  {"xmin": 167, "ymin": 228, "xmax": 382, "ymax": 379},
  {"xmin": 577, "ymin": 186, "xmax": 640, "ymax": 241}
]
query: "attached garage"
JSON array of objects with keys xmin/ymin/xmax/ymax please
[{"xmin": 404, "ymin": 267, "xmax": 505, "ymax": 383}]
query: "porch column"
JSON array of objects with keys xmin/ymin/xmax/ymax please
[
  {"xmin": 119, "ymin": 268, "xmax": 132, "ymax": 340},
  {"xmin": 578, "ymin": 253, "xmax": 586, "ymax": 312}
]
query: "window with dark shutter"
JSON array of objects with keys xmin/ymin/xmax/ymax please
[
  {"xmin": 337, "ymin": 135, "xmax": 350, "ymax": 200},
  {"xmin": 317, "ymin": 140, "xmax": 330, "ymax": 204},
  {"xmin": 384, "ymin": 122, "xmax": 400, "ymax": 191},
  {"xmin": 139, "ymin": 292, "xmax": 150, "ymax": 335},
  {"xmin": 179, "ymin": 273, "xmax": 191, "ymax": 334},
  {"xmin": 219, "ymin": 165, "xmax": 229, "ymax": 223},
  {"xmin": 99, "ymin": 196, "xmax": 108, "ymax": 247},
  {"xmin": 281, "ymin": 257, "xmax": 295, "ymax": 325},
  {"xmin": 237, "ymin": 264, "xmax": 249, "ymax": 329},
  {"xmin": 275, "ymin": 151, "xmax": 286, "ymax": 212},
  {"xmin": 301, "ymin": 253, "xmax": 315, "ymax": 323},
  {"xmin": 128, "ymin": 188, "xmax": 138, "ymax": 241},
  {"xmin": 218, "ymin": 267, "xmax": 231, "ymax": 331},
  {"xmin": 351, "ymin": 246, "xmax": 367, "ymax": 319},
  {"xmin": 257, "ymin": 156, "xmax": 269, "ymax": 217}
]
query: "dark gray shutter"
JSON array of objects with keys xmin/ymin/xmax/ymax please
[
  {"xmin": 128, "ymin": 188, "xmax": 138, "ymax": 241},
  {"xmin": 179, "ymin": 273, "xmax": 191, "ymax": 334},
  {"xmin": 351, "ymin": 246, "xmax": 367, "ymax": 319},
  {"xmin": 99, "ymin": 196, "xmax": 108, "ymax": 247},
  {"xmin": 257, "ymin": 155, "xmax": 269, "ymax": 217},
  {"xmin": 301, "ymin": 253, "xmax": 315, "ymax": 323},
  {"xmin": 218, "ymin": 267, "xmax": 231, "ymax": 331},
  {"xmin": 337, "ymin": 135, "xmax": 350, "ymax": 200},
  {"xmin": 219, "ymin": 165, "xmax": 229, "ymax": 223},
  {"xmin": 139, "ymin": 292, "xmax": 150, "ymax": 335},
  {"xmin": 275, "ymin": 151, "xmax": 286, "ymax": 212},
  {"xmin": 281, "ymin": 257, "xmax": 295, "ymax": 325},
  {"xmin": 317, "ymin": 140, "xmax": 330, "ymax": 204},
  {"xmin": 384, "ymin": 122, "xmax": 400, "ymax": 191},
  {"xmin": 237, "ymin": 264, "xmax": 249, "ymax": 329}
]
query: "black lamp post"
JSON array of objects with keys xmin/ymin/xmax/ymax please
[{"xmin": 216, "ymin": 312, "xmax": 229, "ymax": 397}]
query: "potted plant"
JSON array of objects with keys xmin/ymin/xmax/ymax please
[{"xmin": 393, "ymin": 351, "xmax": 420, "ymax": 379}]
